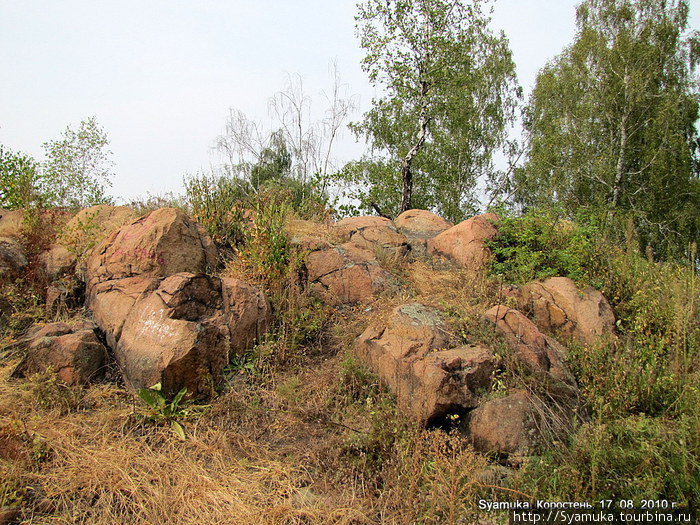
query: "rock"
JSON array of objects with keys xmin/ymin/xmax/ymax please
[
  {"xmin": 221, "ymin": 277, "xmax": 273, "ymax": 354},
  {"xmin": 333, "ymin": 215, "xmax": 409, "ymax": 260},
  {"xmin": 482, "ymin": 305, "xmax": 576, "ymax": 389},
  {"xmin": 305, "ymin": 242, "xmax": 391, "ymax": 305},
  {"xmin": 349, "ymin": 226, "xmax": 409, "ymax": 260},
  {"xmin": 467, "ymin": 391, "xmax": 543, "ymax": 456},
  {"xmin": 519, "ymin": 277, "xmax": 615, "ymax": 345},
  {"xmin": 39, "ymin": 244, "xmax": 76, "ymax": 280},
  {"xmin": 410, "ymin": 345, "xmax": 495, "ymax": 425},
  {"xmin": 116, "ymin": 273, "xmax": 230, "ymax": 395},
  {"xmin": 92, "ymin": 273, "xmax": 271, "ymax": 397},
  {"xmin": 88, "ymin": 276, "xmax": 158, "ymax": 350},
  {"xmin": 85, "ymin": 208, "xmax": 218, "ymax": 289},
  {"xmin": 333, "ymin": 216, "xmax": 394, "ymax": 239},
  {"xmin": 356, "ymin": 303, "xmax": 494, "ymax": 423},
  {"xmin": 395, "ymin": 209, "xmax": 453, "ymax": 241},
  {"xmin": 15, "ymin": 322, "xmax": 107, "ymax": 385},
  {"xmin": 0, "ymin": 208, "xmax": 24, "ymax": 238},
  {"xmin": 0, "ymin": 237, "xmax": 27, "ymax": 275},
  {"xmin": 427, "ymin": 213, "xmax": 499, "ymax": 270}
]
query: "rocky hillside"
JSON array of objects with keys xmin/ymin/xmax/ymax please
[{"xmin": 0, "ymin": 204, "xmax": 697, "ymax": 524}]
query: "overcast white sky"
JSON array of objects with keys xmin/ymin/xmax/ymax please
[{"xmin": 1, "ymin": 0, "xmax": 698, "ymax": 203}]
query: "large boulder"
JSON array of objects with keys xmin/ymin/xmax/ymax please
[
  {"xmin": 467, "ymin": 391, "xmax": 544, "ymax": 456},
  {"xmin": 41, "ymin": 205, "xmax": 140, "ymax": 280},
  {"xmin": 90, "ymin": 273, "xmax": 271, "ymax": 397},
  {"xmin": 333, "ymin": 216, "xmax": 394, "ymax": 239},
  {"xmin": 348, "ymin": 226, "xmax": 409, "ymax": 260},
  {"xmin": 14, "ymin": 322, "xmax": 107, "ymax": 385},
  {"xmin": 0, "ymin": 209, "xmax": 24, "ymax": 238},
  {"xmin": 482, "ymin": 305, "xmax": 576, "ymax": 390},
  {"xmin": 519, "ymin": 277, "xmax": 615, "ymax": 345},
  {"xmin": 305, "ymin": 242, "xmax": 391, "ymax": 305},
  {"xmin": 394, "ymin": 209, "xmax": 453, "ymax": 251},
  {"xmin": 88, "ymin": 276, "xmax": 158, "ymax": 349},
  {"xmin": 116, "ymin": 274, "xmax": 230, "ymax": 396},
  {"xmin": 427, "ymin": 213, "xmax": 499, "ymax": 271},
  {"xmin": 38, "ymin": 244, "xmax": 76, "ymax": 280},
  {"xmin": 334, "ymin": 216, "xmax": 409, "ymax": 260},
  {"xmin": 0, "ymin": 237, "xmax": 27, "ymax": 275},
  {"xmin": 356, "ymin": 303, "xmax": 494, "ymax": 424},
  {"xmin": 86, "ymin": 208, "xmax": 218, "ymax": 289}
]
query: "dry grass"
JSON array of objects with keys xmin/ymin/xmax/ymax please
[{"xmin": 0, "ymin": 359, "xmax": 377, "ymax": 525}]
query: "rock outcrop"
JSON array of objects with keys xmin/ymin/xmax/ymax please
[
  {"xmin": 0, "ymin": 237, "xmax": 27, "ymax": 275},
  {"xmin": 86, "ymin": 207, "xmax": 218, "ymax": 289},
  {"xmin": 427, "ymin": 213, "xmax": 499, "ymax": 271},
  {"xmin": 395, "ymin": 209, "xmax": 452, "ymax": 252},
  {"xmin": 333, "ymin": 216, "xmax": 409, "ymax": 260},
  {"xmin": 467, "ymin": 390, "xmax": 543, "ymax": 456},
  {"xmin": 96, "ymin": 273, "xmax": 271, "ymax": 397},
  {"xmin": 482, "ymin": 305, "xmax": 576, "ymax": 390},
  {"xmin": 14, "ymin": 322, "xmax": 107, "ymax": 385},
  {"xmin": 333, "ymin": 216, "xmax": 394, "ymax": 239},
  {"xmin": 356, "ymin": 303, "xmax": 494, "ymax": 424},
  {"xmin": 305, "ymin": 242, "xmax": 391, "ymax": 305},
  {"xmin": 519, "ymin": 277, "xmax": 615, "ymax": 345},
  {"xmin": 84, "ymin": 208, "xmax": 269, "ymax": 397}
]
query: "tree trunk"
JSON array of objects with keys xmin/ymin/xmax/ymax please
[
  {"xmin": 611, "ymin": 71, "xmax": 631, "ymax": 210},
  {"xmin": 400, "ymin": 100, "xmax": 430, "ymax": 213},
  {"xmin": 611, "ymin": 113, "xmax": 628, "ymax": 209}
]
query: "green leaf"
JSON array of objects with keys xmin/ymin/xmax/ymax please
[
  {"xmin": 170, "ymin": 421, "xmax": 186, "ymax": 440},
  {"xmin": 171, "ymin": 387, "xmax": 187, "ymax": 408},
  {"xmin": 137, "ymin": 388, "xmax": 160, "ymax": 409}
]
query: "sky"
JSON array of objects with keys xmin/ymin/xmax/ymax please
[{"xmin": 1, "ymin": 0, "xmax": 698, "ymax": 203}]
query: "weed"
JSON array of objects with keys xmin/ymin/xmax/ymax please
[{"xmin": 137, "ymin": 384, "xmax": 193, "ymax": 439}]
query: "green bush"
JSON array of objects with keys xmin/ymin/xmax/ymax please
[
  {"xmin": 488, "ymin": 206, "xmax": 699, "ymax": 509},
  {"xmin": 517, "ymin": 412, "xmax": 700, "ymax": 510},
  {"xmin": 0, "ymin": 146, "xmax": 42, "ymax": 209},
  {"xmin": 184, "ymin": 171, "xmax": 250, "ymax": 253},
  {"xmin": 487, "ymin": 207, "xmax": 602, "ymax": 285}
]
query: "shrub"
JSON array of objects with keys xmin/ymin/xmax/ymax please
[
  {"xmin": 0, "ymin": 146, "xmax": 42, "ymax": 209},
  {"xmin": 184, "ymin": 171, "xmax": 250, "ymax": 253},
  {"xmin": 487, "ymin": 207, "xmax": 602, "ymax": 285}
]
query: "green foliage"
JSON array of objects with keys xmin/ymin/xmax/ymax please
[
  {"xmin": 0, "ymin": 146, "xmax": 42, "ymax": 209},
  {"xmin": 491, "ymin": 208, "xmax": 700, "ymax": 508},
  {"xmin": 518, "ymin": 413, "xmax": 699, "ymax": 509},
  {"xmin": 236, "ymin": 189, "xmax": 329, "ymax": 363},
  {"xmin": 137, "ymin": 384, "xmax": 190, "ymax": 440},
  {"xmin": 488, "ymin": 207, "xmax": 602, "ymax": 285},
  {"xmin": 518, "ymin": 0, "xmax": 700, "ymax": 260},
  {"xmin": 184, "ymin": 170, "xmax": 249, "ymax": 252},
  {"xmin": 348, "ymin": 0, "xmax": 519, "ymax": 219},
  {"xmin": 41, "ymin": 117, "xmax": 114, "ymax": 208}
]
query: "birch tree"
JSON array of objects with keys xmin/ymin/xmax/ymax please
[
  {"xmin": 349, "ymin": 0, "xmax": 519, "ymax": 218},
  {"xmin": 518, "ymin": 0, "xmax": 700, "ymax": 258}
]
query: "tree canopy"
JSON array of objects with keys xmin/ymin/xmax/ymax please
[
  {"xmin": 517, "ymin": 0, "xmax": 700, "ymax": 258},
  {"xmin": 345, "ymin": 0, "xmax": 519, "ymax": 221},
  {"xmin": 42, "ymin": 116, "xmax": 114, "ymax": 208}
]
